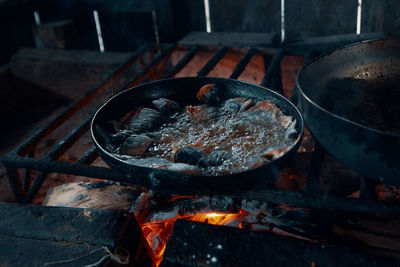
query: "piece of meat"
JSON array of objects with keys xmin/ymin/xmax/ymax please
[
  {"xmin": 196, "ymin": 84, "xmax": 222, "ymax": 105},
  {"xmin": 185, "ymin": 105, "xmax": 218, "ymax": 123},
  {"xmin": 239, "ymin": 99, "xmax": 254, "ymax": 111},
  {"xmin": 120, "ymin": 154, "xmax": 202, "ymax": 175},
  {"xmin": 174, "ymin": 146, "xmax": 207, "ymax": 166},
  {"xmin": 205, "ymin": 150, "xmax": 231, "ymax": 166},
  {"xmin": 222, "ymin": 98, "xmax": 246, "ymax": 113},
  {"xmin": 247, "ymin": 100, "xmax": 281, "ymax": 115},
  {"xmin": 167, "ymin": 163, "xmax": 202, "ymax": 175},
  {"xmin": 129, "ymin": 108, "xmax": 164, "ymax": 133},
  {"xmin": 111, "ymin": 129, "xmax": 133, "ymax": 145},
  {"xmin": 152, "ymin": 98, "xmax": 181, "ymax": 115},
  {"xmin": 245, "ymin": 100, "xmax": 293, "ymax": 129},
  {"xmin": 119, "ymin": 134, "xmax": 153, "ymax": 156}
]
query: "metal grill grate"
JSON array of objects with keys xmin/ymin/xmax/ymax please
[{"xmin": 2, "ymin": 36, "xmax": 399, "ymax": 215}]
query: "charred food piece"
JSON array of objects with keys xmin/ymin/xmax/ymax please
[
  {"xmin": 95, "ymin": 125, "xmax": 118, "ymax": 152},
  {"xmin": 111, "ymin": 129, "xmax": 133, "ymax": 145},
  {"xmin": 240, "ymin": 99, "xmax": 254, "ymax": 111},
  {"xmin": 222, "ymin": 98, "xmax": 254, "ymax": 113},
  {"xmin": 196, "ymin": 84, "xmax": 222, "ymax": 105},
  {"xmin": 119, "ymin": 134, "xmax": 153, "ymax": 156},
  {"xmin": 152, "ymin": 98, "xmax": 181, "ymax": 115},
  {"xmin": 222, "ymin": 98, "xmax": 247, "ymax": 113},
  {"xmin": 174, "ymin": 146, "xmax": 207, "ymax": 166},
  {"xmin": 205, "ymin": 150, "xmax": 231, "ymax": 166},
  {"xmin": 129, "ymin": 108, "xmax": 163, "ymax": 133}
]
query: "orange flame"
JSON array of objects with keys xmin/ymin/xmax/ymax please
[{"xmin": 140, "ymin": 210, "xmax": 247, "ymax": 266}]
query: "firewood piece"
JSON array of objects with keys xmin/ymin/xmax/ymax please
[
  {"xmin": 161, "ymin": 219, "xmax": 396, "ymax": 267},
  {"xmin": 0, "ymin": 202, "xmax": 152, "ymax": 266},
  {"xmin": 44, "ymin": 182, "xmax": 141, "ymax": 211}
]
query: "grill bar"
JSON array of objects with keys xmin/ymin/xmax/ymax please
[
  {"xmin": 46, "ymin": 118, "xmax": 92, "ymax": 160},
  {"xmin": 229, "ymin": 48, "xmax": 257, "ymax": 79},
  {"xmin": 162, "ymin": 46, "xmax": 199, "ymax": 78},
  {"xmin": 5, "ymin": 151, "xmax": 400, "ymax": 215},
  {"xmin": 230, "ymin": 189, "xmax": 400, "ymax": 216},
  {"xmin": 5, "ymin": 167, "xmax": 23, "ymax": 202},
  {"xmin": 13, "ymin": 44, "xmax": 150, "ymax": 157},
  {"xmin": 77, "ymin": 146, "xmax": 99, "ymax": 165},
  {"xmin": 2, "ymin": 156, "xmax": 129, "ymax": 184},
  {"xmin": 260, "ymin": 49, "xmax": 286, "ymax": 93},
  {"xmin": 197, "ymin": 46, "xmax": 228, "ymax": 76},
  {"xmin": 23, "ymin": 151, "xmax": 34, "ymax": 192},
  {"xmin": 22, "ymin": 118, "xmax": 92, "ymax": 202},
  {"xmin": 120, "ymin": 45, "xmax": 175, "ymax": 91}
]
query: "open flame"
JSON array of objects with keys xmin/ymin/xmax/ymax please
[{"xmin": 140, "ymin": 210, "xmax": 247, "ymax": 266}]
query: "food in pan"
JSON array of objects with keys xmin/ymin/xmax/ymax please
[{"xmin": 103, "ymin": 84, "xmax": 298, "ymax": 175}]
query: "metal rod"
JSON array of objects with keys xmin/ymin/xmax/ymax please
[
  {"xmin": 119, "ymin": 45, "xmax": 175, "ymax": 92},
  {"xmin": 356, "ymin": 0, "xmax": 362, "ymax": 35},
  {"xmin": 33, "ymin": 11, "xmax": 41, "ymax": 25},
  {"xmin": 23, "ymin": 168, "xmax": 32, "ymax": 193},
  {"xmin": 229, "ymin": 189, "xmax": 400, "ymax": 216},
  {"xmin": 152, "ymin": 11, "xmax": 160, "ymax": 44},
  {"xmin": 46, "ymin": 117, "xmax": 91, "ymax": 160},
  {"xmin": 23, "ymin": 150, "xmax": 34, "ymax": 192},
  {"xmin": 2, "ymin": 156, "xmax": 134, "ymax": 183},
  {"xmin": 290, "ymin": 50, "xmax": 319, "ymax": 104},
  {"xmin": 4, "ymin": 166, "xmax": 24, "ymax": 202},
  {"xmin": 77, "ymin": 146, "xmax": 99, "ymax": 165},
  {"xmin": 302, "ymin": 141, "xmax": 324, "ymax": 194},
  {"xmin": 197, "ymin": 46, "xmax": 228, "ymax": 76},
  {"xmin": 281, "ymin": 0, "xmax": 285, "ymax": 43},
  {"xmin": 260, "ymin": 49, "xmax": 286, "ymax": 91},
  {"xmin": 93, "ymin": 10, "xmax": 105, "ymax": 52},
  {"xmin": 229, "ymin": 48, "xmax": 257, "ymax": 79},
  {"xmin": 13, "ymin": 44, "xmax": 150, "ymax": 157},
  {"xmin": 23, "ymin": 117, "xmax": 92, "ymax": 201},
  {"xmin": 203, "ymin": 0, "xmax": 212, "ymax": 33},
  {"xmin": 23, "ymin": 172, "xmax": 48, "ymax": 203},
  {"xmin": 162, "ymin": 46, "xmax": 199, "ymax": 79}
]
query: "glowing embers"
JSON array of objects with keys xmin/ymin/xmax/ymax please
[
  {"xmin": 140, "ymin": 210, "xmax": 246, "ymax": 266},
  {"xmin": 135, "ymin": 193, "xmax": 316, "ymax": 266}
]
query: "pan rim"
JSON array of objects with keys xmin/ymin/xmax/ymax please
[
  {"xmin": 296, "ymin": 37, "xmax": 400, "ymax": 139},
  {"xmin": 90, "ymin": 76, "xmax": 304, "ymax": 178}
]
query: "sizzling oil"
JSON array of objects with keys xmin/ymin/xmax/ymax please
[{"xmin": 143, "ymin": 105, "xmax": 297, "ymax": 175}]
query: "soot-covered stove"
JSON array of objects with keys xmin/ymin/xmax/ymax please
[{"xmin": 1, "ymin": 32, "xmax": 400, "ymax": 266}]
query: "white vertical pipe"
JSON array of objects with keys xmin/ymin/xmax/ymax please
[
  {"xmin": 93, "ymin": 10, "xmax": 105, "ymax": 53},
  {"xmin": 33, "ymin": 11, "xmax": 41, "ymax": 25},
  {"xmin": 356, "ymin": 0, "xmax": 362, "ymax": 34},
  {"xmin": 152, "ymin": 11, "xmax": 160, "ymax": 44},
  {"xmin": 281, "ymin": 0, "xmax": 285, "ymax": 43},
  {"xmin": 204, "ymin": 0, "xmax": 212, "ymax": 33}
]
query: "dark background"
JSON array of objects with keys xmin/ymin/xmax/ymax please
[{"xmin": 0, "ymin": 0, "xmax": 399, "ymax": 66}]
